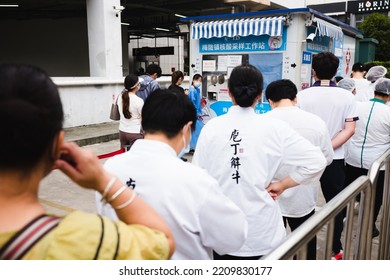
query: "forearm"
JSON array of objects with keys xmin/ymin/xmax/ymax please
[
  {"xmin": 100, "ymin": 178, "xmax": 175, "ymax": 257},
  {"xmin": 332, "ymin": 122, "xmax": 355, "ymax": 149},
  {"xmin": 267, "ymin": 176, "xmax": 299, "ymax": 200}
]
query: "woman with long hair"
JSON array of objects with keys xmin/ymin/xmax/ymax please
[
  {"xmin": 168, "ymin": 70, "xmax": 187, "ymax": 95},
  {"xmin": 118, "ymin": 74, "xmax": 144, "ymax": 149}
]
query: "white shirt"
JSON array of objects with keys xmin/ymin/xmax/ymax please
[
  {"xmin": 96, "ymin": 139, "xmax": 247, "ymax": 260},
  {"xmin": 297, "ymin": 86, "xmax": 358, "ymax": 159},
  {"xmin": 266, "ymin": 106, "xmax": 333, "ymax": 217},
  {"xmin": 346, "ymin": 99, "xmax": 390, "ymax": 169},
  {"xmin": 192, "ymin": 106, "xmax": 326, "ymax": 256},
  {"xmin": 353, "ymin": 78, "xmax": 371, "ymax": 102},
  {"xmin": 117, "ymin": 92, "xmax": 144, "ymax": 133}
]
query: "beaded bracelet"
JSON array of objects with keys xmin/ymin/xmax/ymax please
[
  {"xmin": 114, "ymin": 190, "xmax": 137, "ymax": 210},
  {"xmin": 100, "ymin": 177, "xmax": 117, "ymax": 203}
]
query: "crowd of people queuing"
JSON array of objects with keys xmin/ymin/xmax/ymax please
[{"xmin": 1, "ymin": 51, "xmax": 389, "ymax": 260}]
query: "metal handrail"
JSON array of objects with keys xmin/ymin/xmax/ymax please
[
  {"xmin": 261, "ymin": 176, "xmax": 372, "ymax": 260},
  {"xmin": 367, "ymin": 148, "xmax": 390, "ymax": 259}
]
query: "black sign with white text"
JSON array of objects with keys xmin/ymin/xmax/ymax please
[{"xmin": 348, "ymin": 0, "xmax": 390, "ymax": 14}]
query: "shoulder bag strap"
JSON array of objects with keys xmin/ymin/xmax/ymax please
[{"xmin": 0, "ymin": 215, "xmax": 62, "ymax": 260}]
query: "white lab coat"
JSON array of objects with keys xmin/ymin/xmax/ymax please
[
  {"xmin": 266, "ymin": 106, "xmax": 333, "ymax": 217},
  {"xmin": 192, "ymin": 106, "xmax": 326, "ymax": 256},
  {"xmin": 346, "ymin": 99, "xmax": 390, "ymax": 169},
  {"xmin": 353, "ymin": 78, "xmax": 371, "ymax": 102},
  {"xmin": 96, "ymin": 139, "xmax": 247, "ymax": 260},
  {"xmin": 297, "ymin": 86, "xmax": 358, "ymax": 159}
]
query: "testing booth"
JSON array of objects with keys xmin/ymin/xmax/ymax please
[{"xmin": 183, "ymin": 8, "xmax": 362, "ymax": 118}]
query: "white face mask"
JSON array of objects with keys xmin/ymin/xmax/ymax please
[{"xmin": 178, "ymin": 130, "xmax": 191, "ymax": 158}]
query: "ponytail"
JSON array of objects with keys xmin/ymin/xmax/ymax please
[{"xmin": 121, "ymin": 89, "xmax": 132, "ymax": 119}]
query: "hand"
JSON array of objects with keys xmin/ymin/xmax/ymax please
[
  {"xmin": 266, "ymin": 176, "xmax": 299, "ymax": 200},
  {"xmin": 53, "ymin": 142, "xmax": 111, "ymax": 192},
  {"xmin": 266, "ymin": 181, "xmax": 284, "ymax": 200}
]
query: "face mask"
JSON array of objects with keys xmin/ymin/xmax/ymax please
[
  {"xmin": 178, "ymin": 130, "xmax": 191, "ymax": 158},
  {"xmin": 194, "ymin": 82, "xmax": 202, "ymax": 89}
]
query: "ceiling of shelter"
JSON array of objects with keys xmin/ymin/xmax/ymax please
[{"xmin": 0, "ymin": 0, "xmax": 285, "ymax": 38}]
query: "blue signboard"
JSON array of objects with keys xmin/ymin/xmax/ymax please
[
  {"xmin": 302, "ymin": 51, "xmax": 312, "ymax": 64},
  {"xmin": 199, "ymin": 27, "xmax": 287, "ymax": 53}
]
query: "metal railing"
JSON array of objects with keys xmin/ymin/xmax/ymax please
[
  {"xmin": 262, "ymin": 149, "xmax": 390, "ymax": 260},
  {"xmin": 368, "ymin": 150, "xmax": 390, "ymax": 259}
]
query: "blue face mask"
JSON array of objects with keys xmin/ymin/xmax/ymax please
[
  {"xmin": 194, "ymin": 82, "xmax": 202, "ymax": 89},
  {"xmin": 178, "ymin": 130, "xmax": 191, "ymax": 158}
]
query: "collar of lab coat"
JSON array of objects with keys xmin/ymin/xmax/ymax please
[
  {"xmin": 132, "ymin": 139, "xmax": 177, "ymax": 158},
  {"xmin": 228, "ymin": 105, "xmax": 256, "ymax": 115},
  {"xmin": 370, "ymin": 97, "xmax": 386, "ymax": 104}
]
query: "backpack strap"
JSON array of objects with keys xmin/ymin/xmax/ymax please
[{"xmin": 0, "ymin": 215, "xmax": 62, "ymax": 260}]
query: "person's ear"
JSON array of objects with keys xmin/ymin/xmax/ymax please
[{"xmin": 52, "ymin": 130, "xmax": 65, "ymax": 160}]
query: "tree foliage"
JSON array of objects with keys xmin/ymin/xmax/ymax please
[{"xmin": 358, "ymin": 13, "xmax": 390, "ymax": 61}]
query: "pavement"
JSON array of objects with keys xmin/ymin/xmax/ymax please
[{"xmin": 64, "ymin": 121, "xmax": 120, "ymax": 147}]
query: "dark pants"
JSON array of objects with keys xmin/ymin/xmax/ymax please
[
  {"xmin": 283, "ymin": 209, "xmax": 316, "ymax": 260},
  {"xmin": 320, "ymin": 159, "xmax": 346, "ymax": 253},
  {"xmin": 345, "ymin": 163, "xmax": 384, "ymax": 228},
  {"xmin": 119, "ymin": 131, "xmax": 143, "ymax": 149}
]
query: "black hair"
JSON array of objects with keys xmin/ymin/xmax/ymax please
[
  {"xmin": 352, "ymin": 62, "xmax": 365, "ymax": 72},
  {"xmin": 374, "ymin": 91, "xmax": 389, "ymax": 98},
  {"xmin": 364, "ymin": 62, "xmax": 376, "ymax": 72},
  {"xmin": 171, "ymin": 70, "xmax": 184, "ymax": 85},
  {"xmin": 266, "ymin": 79, "xmax": 297, "ymax": 102},
  {"xmin": 124, "ymin": 74, "xmax": 139, "ymax": 90},
  {"xmin": 334, "ymin": 76, "xmax": 344, "ymax": 83},
  {"xmin": 228, "ymin": 64, "xmax": 263, "ymax": 107},
  {"xmin": 312, "ymin": 52, "xmax": 339, "ymax": 80},
  {"xmin": 122, "ymin": 74, "xmax": 140, "ymax": 119},
  {"xmin": 145, "ymin": 64, "xmax": 162, "ymax": 78},
  {"xmin": 142, "ymin": 89, "xmax": 196, "ymax": 138},
  {"xmin": 0, "ymin": 64, "xmax": 63, "ymax": 171},
  {"xmin": 191, "ymin": 74, "xmax": 202, "ymax": 86}
]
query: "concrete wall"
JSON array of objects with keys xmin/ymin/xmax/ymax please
[
  {"xmin": 0, "ymin": 18, "xmax": 89, "ymax": 76},
  {"xmin": 54, "ymin": 76, "xmax": 189, "ymax": 128}
]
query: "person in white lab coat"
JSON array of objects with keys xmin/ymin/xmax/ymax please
[
  {"xmin": 192, "ymin": 65, "xmax": 327, "ymax": 260},
  {"xmin": 265, "ymin": 79, "xmax": 333, "ymax": 259},
  {"xmin": 338, "ymin": 78, "xmax": 356, "ymax": 95},
  {"xmin": 96, "ymin": 89, "xmax": 247, "ymax": 260},
  {"xmin": 297, "ymin": 52, "xmax": 358, "ymax": 260},
  {"xmin": 351, "ymin": 62, "xmax": 370, "ymax": 101},
  {"xmin": 358, "ymin": 65, "xmax": 388, "ymax": 102},
  {"xmin": 345, "ymin": 78, "xmax": 390, "ymax": 238}
]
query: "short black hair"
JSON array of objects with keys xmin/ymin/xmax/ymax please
[
  {"xmin": 334, "ymin": 76, "xmax": 344, "ymax": 83},
  {"xmin": 312, "ymin": 52, "xmax": 339, "ymax": 80},
  {"xmin": 352, "ymin": 62, "xmax": 365, "ymax": 72},
  {"xmin": 142, "ymin": 89, "xmax": 196, "ymax": 138},
  {"xmin": 266, "ymin": 79, "xmax": 297, "ymax": 102},
  {"xmin": 228, "ymin": 64, "xmax": 263, "ymax": 107},
  {"xmin": 145, "ymin": 64, "xmax": 162, "ymax": 78},
  {"xmin": 0, "ymin": 64, "xmax": 63, "ymax": 171}
]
